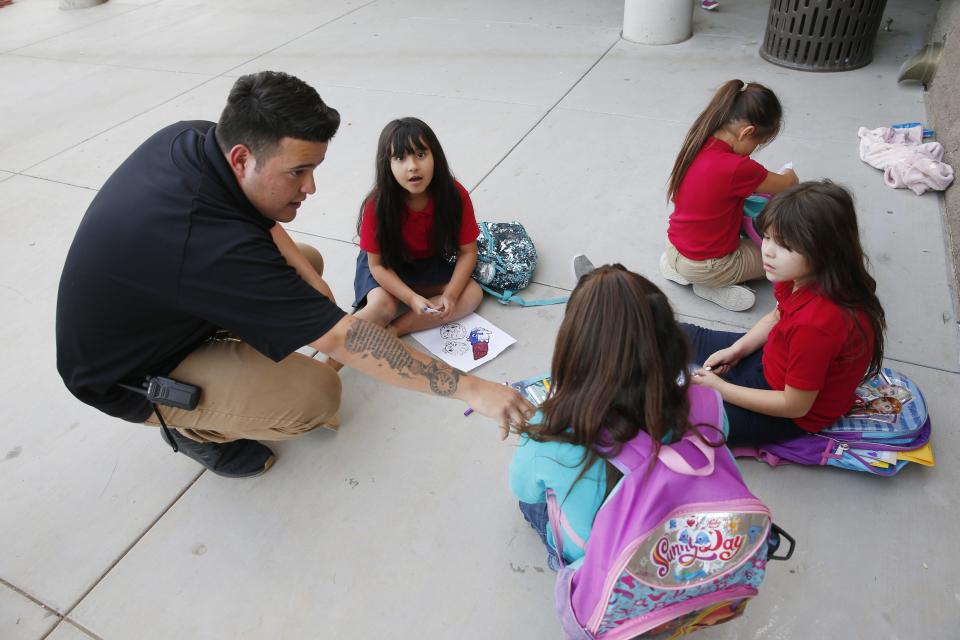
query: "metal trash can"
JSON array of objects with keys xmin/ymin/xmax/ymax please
[{"xmin": 760, "ymin": 0, "xmax": 889, "ymax": 72}]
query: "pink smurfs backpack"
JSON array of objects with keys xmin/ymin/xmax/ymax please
[{"xmin": 550, "ymin": 385, "xmax": 794, "ymax": 639}]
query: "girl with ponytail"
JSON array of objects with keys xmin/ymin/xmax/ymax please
[{"xmin": 661, "ymin": 79, "xmax": 798, "ymax": 311}]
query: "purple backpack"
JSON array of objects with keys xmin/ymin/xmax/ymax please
[
  {"xmin": 734, "ymin": 368, "xmax": 931, "ymax": 476},
  {"xmin": 550, "ymin": 386, "xmax": 793, "ymax": 639}
]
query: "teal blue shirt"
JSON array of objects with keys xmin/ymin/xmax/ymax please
[
  {"xmin": 509, "ymin": 411, "xmax": 729, "ymax": 564},
  {"xmin": 510, "ymin": 434, "xmax": 606, "ymax": 564}
]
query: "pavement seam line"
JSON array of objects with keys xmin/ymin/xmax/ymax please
[
  {"xmin": 44, "ymin": 469, "xmax": 206, "ymax": 639},
  {"xmin": 59, "ymin": 618, "xmax": 104, "ymax": 640},
  {"xmin": 16, "ymin": 0, "xmax": 377, "ymax": 177},
  {"xmin": 217, "ymin": 0, "xmax": 379, "ymax": 76},
  {"xmin": 12, "ymin": 173, "xmax": 99, "ymax": 191},
  {"xmin": 0, "ymin": 576, "xmax": 65, "ymax": 618},
  {"xmin": 4, "ymin": 51, "xmax": 214, "ymax": 76},
  {"xmin": 882, "ymin": 356, "xmax": 960, "ymax": 375},
  {"xmin": 3, "ymin": 0, "xmax": 165, "ymax": 55},
  {"xmin": 18, "ymin": 73, "xmax": 221, "ymax": 175},
  {"xmin": 469, "ymin": 35, "xmax": 621, "ymax": 193},
  {"xmin": 288, "ymin": 230, "xmax": 359, "ymax": 247},
  {"xmin": 519, "ymin": 277, "xmax": 960, "ymax": 373},
  {"xmin": 211, "ymin": 77, "xmax": 547, "ymax": 109},
  {"xmin": 388, "ymin": 16, "xmax": 623, "ymax": 31}
]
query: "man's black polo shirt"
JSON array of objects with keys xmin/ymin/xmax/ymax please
[{"xmin": 56, "ymin": 121, "xmax": 345, "ymax": 422}]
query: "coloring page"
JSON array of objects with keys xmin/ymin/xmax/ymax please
[{"xmin": 410, "ymin": 312, "xmax": 516, "ymax": 372}]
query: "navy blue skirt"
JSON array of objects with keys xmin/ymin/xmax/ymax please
[{"xmin": 352, "ymin": 250, "xmax": 457, "ymax": 309}]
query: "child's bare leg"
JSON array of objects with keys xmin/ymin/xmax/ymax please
[
  {"xmin": 451, "ymin": 279, "xmax": 483, "ymax": 318},
  {"xmin": 353, "ymin": 287, "xmax": 401, "ymax": 327},
  {"xmin": 391, "ymin": 281, "xmax": 483, "ymax": 336}
]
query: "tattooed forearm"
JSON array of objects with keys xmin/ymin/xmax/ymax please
[
  {"xmin": 344, "ymin": 319, "xmax": 464, "ymax": 396},
  {"xmin": 411, "ymin": 359, "xmax": 461, "ymax": 396},
  {"xmin": 344, "ymin": 317, "xmax": 416, "ymax": 371}
]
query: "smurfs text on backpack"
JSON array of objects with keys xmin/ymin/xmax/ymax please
[{"xmin": 509, "ymin": 265, "xmax": 794, "ymax": 639}]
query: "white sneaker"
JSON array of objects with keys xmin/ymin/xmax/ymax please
[
  {"xmin": 692, "ymin": 284, "xmax": 756, "ymax": 311},
  {"xmin": 659, "ymin": 252, "xmax": 690, "ymax": 286},
  {"xmin": 572, "ymin": 254, "xmax": 596, "ymax": 281}
]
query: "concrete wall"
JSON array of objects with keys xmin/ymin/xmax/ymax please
[{"xmin": 926, "ymin": 0, "xmax": 960, "ymax": 323}]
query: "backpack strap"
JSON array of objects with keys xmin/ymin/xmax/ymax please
[
  {"xmin": 609, "ymin": 386, "xmax": 725, "ymax": 475},
  {"xmin": 686, "ymin": 385, "xmax": 725, "ymax": 435},
  {"xmin": 479, "ymin": 283, "xmax": 568, "ymax": 307},
  {"xmin": 608, "ymin": 433, "xmax": 655, "ymax": 474},
  {"xmin": 545, "ymin": 489, "xmax": 568, "ymax": 567},
  {"xmin": 657, "ymin": 436, "xmax": 716, "ymax": 476}
]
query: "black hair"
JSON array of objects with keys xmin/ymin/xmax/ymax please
[
  {"xmin": 215, "ymin": 71, "xmax": 340, "ymax": 159},
  {"xmin": 357, "ymin": 118, "xmax": 462, "ymax": 270}
]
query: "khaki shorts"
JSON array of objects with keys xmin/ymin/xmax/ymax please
[
  {"xmin": 145, "ymin": 244, "xmax": 342, "ymax": 444},
  {"xmin": 665, "ymin": 238, "xmax": 764, "ymax": 288}
]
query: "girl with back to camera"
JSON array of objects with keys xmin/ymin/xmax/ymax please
[
  {"xmin": 509, "ymin": 265, "xmax": 728, "ymax": 568},
  {"xmin": 683, "ymin": 180, "xmax": 886, "ymax": 447},
  {"xmin": 660, "ymin": 79, "xmax": 799, "ymax": 311},
  {"xmin": 353, "ymin": 118, "xmax": 482, "ymax": 335}
]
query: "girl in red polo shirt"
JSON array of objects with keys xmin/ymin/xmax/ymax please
[
  {"xmin": 680, "ymin": 181, "xmax": 886, "ymax": 446},
  {"xmin": 353, "ymin": 117, "xmax": 481, "ymax": 335},
  {"xmin": 661, "ymin": 79, "xmax": 799, "ymax": 311}
]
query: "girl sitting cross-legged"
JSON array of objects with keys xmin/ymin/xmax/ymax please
[{"xmin": 353, "ymin": 117, "xmax": 482, "ymax": 335}]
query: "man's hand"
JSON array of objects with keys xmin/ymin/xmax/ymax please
[
  {"xmin": 317, "ymin": 316, "xmax": 533, "ymax": 439},
  {"xmin": 462, "ymin": 377, "xmax": 535, "ymax": 440}
]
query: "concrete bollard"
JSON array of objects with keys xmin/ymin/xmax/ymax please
[
  {"xmin": 60, "ymin": 0, "xmax": 107, "ymax": 9},
  {"xmin": 622, "ymin": 0, "xmax": 695, "ymax": 45}
]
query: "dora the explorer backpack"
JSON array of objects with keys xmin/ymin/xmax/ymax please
[
  {"xmin": 472, "ymin": 221, "xmax": 567, "ymax": 307},
  {"xmin": 734, "ymin": 368, "xmax": 934, "ymax": 476},
  {"xmin": 550, "ymin": 385, "xmax": 794, "ymax": 640}
]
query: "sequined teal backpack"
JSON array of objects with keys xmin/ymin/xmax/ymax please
[{"xmin": 472, "ymin": 221, "xmax": 567, "ymax": 307}]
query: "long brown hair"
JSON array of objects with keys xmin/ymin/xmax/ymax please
[
  {"xmin": 757, "ymin": 180, "xmax": 886, "ymax": 378},
  {"xmin": 516, "ymin": 265, "xmax": 698, "ymax": 494},
  {"xmin": 667, "ymin": 79, "xmax": 782, "ymax": 201}
]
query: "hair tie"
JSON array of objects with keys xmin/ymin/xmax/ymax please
[{"xmin": 740, "ymin": 82, "xmax": 749, "ymax": 93}]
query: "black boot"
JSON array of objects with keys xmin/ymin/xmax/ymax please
[{"xmin": 161, "ymin": 427, "xmax": 275, "ymax": 478}]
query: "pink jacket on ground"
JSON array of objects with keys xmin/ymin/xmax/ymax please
[{"xmin": 857, "ymin": 125, "xmax": 954, "ymax": 196}]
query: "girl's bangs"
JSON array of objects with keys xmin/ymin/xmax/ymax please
[
  {"xmin": 758, "ymin": 205, "xmax": 794, "ymax": 251},
  {"xmin": 389, "ymin": 125, "xmax": 429, "ymax": 158}
]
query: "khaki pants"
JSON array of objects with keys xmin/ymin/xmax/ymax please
[
  {"xmin": 665, "ymin": 238, "xmax": 764, "ymax": 288},
  {"xmin": 145, "ymin": 244, "xmax": 342, "ymax": 444}
]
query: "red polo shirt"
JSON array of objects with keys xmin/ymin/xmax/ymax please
[
  {"xmin": 667, "ymin": 137, "xmax": 768, "ymax": 260},
  {"xmin": 359, "ymin": 181, "xmax": 478, "ymax": 260},
  {"xmin": 762, "ymin": 282, "xmax": 875, "ymax": 432}
]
